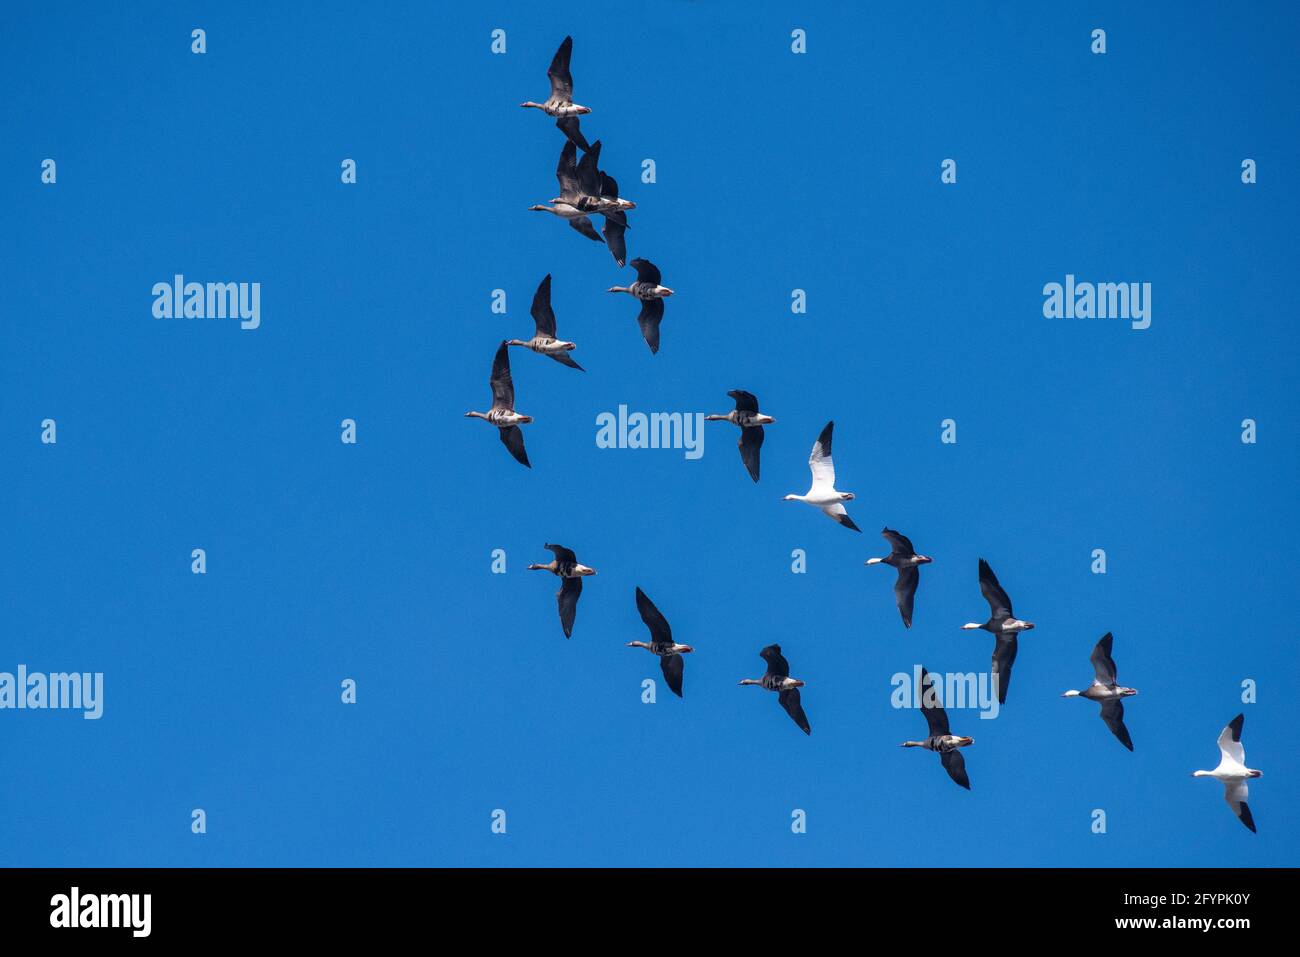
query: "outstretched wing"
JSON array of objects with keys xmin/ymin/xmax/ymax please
[
  {"xmin": 547, "ymin": 36, "xmax": 575, "ymax": 103},
  {"xmin": 821, "ymin": 502, "xmax": 861, "ymax": 532},
  {"xmin": 978, "ymin": 558, "xmax": 1013, "ymax": 619},
  {"xmin": 738, "ymin": 426, "xmax": 763, "ymax": 483},
  {"xmin": 881, "ymin": 527, "xmax": 916, "ymax": 556},
  {"xmin": 530, "ymin": 274, "xmax": 557, "ymax": 338},
  {"xmin": 549, "ymin": 351, "xmax": 584, "ymax": 371},
  {"xmin": 489, "ymin": 341, "xmax": 515, "ymax": 410},
  {"xmin": 660, "ymin": 653, "xmax": 684, "ymax": 697},
  {"xmin": 602, "ymin": 214, "xmax": 627, "ymax": 267},
  {"xmin": 635, "ymin": 587, "xmax": 672, "ymax": 644},
  {"xmin": 1091, "ymin": 632, "xmax": 1118, "ymax": 685},
  {"xmin": 759, "ymin": 643, "xmax": 790, "ymax": 678},
  {"xmin": 636, "ymin": 298, "xmax": 664, "ymax": 354},
  {"xmin": 894, "ymin": 565, "xmax": 919, "ymax": 629},
  {"xmin": 576, "ymin": 140, "xmax": 603, "ymax": 197},
  {"xmin": 568, "ymin": 216, "xmax": 603, "ymax": 243},
  {"xmin": 555, "ymin": 140, "xmax": 581, "ymax": 198},
  {"xmin": 941, "ymin": 749, "xmax": 971, "ymax": 790},
  {"xmin": 991, "ymin": 634, "xmax": 1018, "ymax": 705},
  {"xmin": 919, "ymin": 668, "xmax": 951, "ymax": 738},
  {"xmin": 1217, "ymin": 713, "xmax": 1246, "ymax": 767},
  {"xmin": 728, "ymin": 390, "xmax": 759, "ymax": 413},
  {"xmin": 555, "ymin": 115, "xmax": 590, "ymax": 152},
  {"xmin": 1224, "ymin": 780, "xmax": 1256, "ymax": 833},
  {"xmin": 557, "ymin": 576, "xmax": 581, "ymax": 639},
  {"xmin": 498, "ymin": 425, "xmax": 530, "ymax": 468},
  {"xmin": 630, "ymin": 258, "xmax": 661, "ymax": 286},
  {"xmin": 778, "ymin": 688, "xmax": 811, "ymax": 735},
  {"xmin": 808, "ymin": 421, "xmax": 836, "ymax": 491},
  {"xmin": 544, "ymin": 543, "xmax": 577, "ymax": 564},
  {"xmin": 1099, "ymin": 699, "xmax": 1133, "ymax": 751}
]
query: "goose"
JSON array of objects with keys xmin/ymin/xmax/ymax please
[
  {"xmin": 570, "ymin": 141, "xmax": 635, "ymax": 267},
  {"xmin": 520, "ymin": 36, "xmax": 592, "ymax": 152},
  {"xmin": 705, "ymin": 390, "xmax": 774, "ymax": 483},
  {"xmin": 783, "ymin": 421, "xmax": 860, "ymax": 531},
  {"xmin": 607, "ymin": 258, "xmax": 673, "ymax": 354},
  {"xmin": 569, "ymin": 141, "xmax": 636, "ymax": 216},
  {"xmin": 901, "ymin": 667, "xmax": 974, "ymax": 789},
  {"xmin": 864, "ymin": 527, "xmax": 932, "ymax": 628},
  {"xmin": 738, "ymin": 644, "xmax": 810, "ymax": 734},
  {"xmin": 1062, "ymin": 632, "xmax": 1137, "ymax": 750},
  {"xmin": 530, "ymin": 141, "xmax": 605, "ymax": 245},
  {"xmin": 506, "ymin": 274, "xmax": 583, "ymax": 371},
  {"xmin": 626, "ymin": 586, "xmax": 694, "ymax": 697},
  {"xmin": 463, "ymin": 340, "xmax": 532, "ymax": 467},
  {"xmin": 1192, "ymin": 714, "xmax": 1262, "ymax": 833},
  {"xmin": 962, "ymin": 558, "xmax": 1035, "ymax": 704},
  {"xmin": 527, "ymin": 543, "xmax": 596, "ymax": 638}
]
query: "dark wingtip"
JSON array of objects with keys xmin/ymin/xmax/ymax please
[{"xmin": 1229, "ymin": 713, "xmax": 1245, "ymax": 740}]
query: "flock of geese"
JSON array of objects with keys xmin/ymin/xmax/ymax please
[{"xmin": 471, "ymin": 36, "xmax": 1264, "ymax": 834}]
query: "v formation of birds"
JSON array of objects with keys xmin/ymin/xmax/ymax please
[{"xmin": 474, "ymin": 36, "xmax": 1262, "ymax": 831}]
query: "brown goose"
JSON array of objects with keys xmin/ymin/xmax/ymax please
[
  {"xmin": 626, "ymin": 587, "xmax": 694, "ymax": 697},
  {"xmin": 738, "ymin": 644, "xmax": 810, "ymax": 734},
  {"xmin": 519, "ymin": 36, "xmax": 592, "ymax": 152},
  {"xmin": 901, "ymin": 668, "xmax": 974, "ymax": 789},
  {"xmin": 864, "ymin": 528, "xmax": 932, "ymax": 628},
  {"xmin": 463, "ymin": 341, "xmax": 532, "ymax": 467},
  {"xmin": 571, "ymin": 141, "xmax": 634, "ymax": 267},
  {"xmin": 961, "ymin": 559, "xmax": 1035, "ymax": 704},
  {"xmin": 506, "ymin": 274, "xmax": 583, "ymax": 371},
  {"xmin": 527, "ymin": 543, "xmax": 596, "ymax": 638},
  {"xmin": 705, "ymin": 390, "xmax": 774, "ymax": 482},
  {"xmin": 530, "ymin": 141, "xmax": 605, "ymax": 245},
  {"xmin": 1062, "ymin": 632, "xmax": 1137, "ymax": 750},
  {"xmin": 608, "ymin": 258, "xmax": 673, "ymax": 354}
]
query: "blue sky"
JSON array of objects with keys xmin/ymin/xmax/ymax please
[{"xmin": 1, "ymin": 2, "xmax": 1296, "ymax": 866}]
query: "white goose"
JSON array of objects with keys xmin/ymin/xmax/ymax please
[
  {"xmin": 1191, "ymin": 713, "xmax": 1262, "ymax": 833},
  {"xmin": 783, "ymin": 421, "xmax": 860, "ymax": 531}
]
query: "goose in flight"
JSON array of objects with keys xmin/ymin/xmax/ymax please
[
  {"xmin": 626, "ymin": 587, "xmax": 694, "ymax": 697},
  {"xmin": 530, "ymin": 141, "xmax": 605, "ymax": 245},
  {"xmin": 464, "ymin": 341, "xmax": 532, "ymax": 467},
  {"xmin": 705, "ymin": 390, "xmax": 774, "ymax": 482},
  {"xmin": 962, "ymin": 559, "xmax": 1035, "ymax": 704},
  {"xmin": 783, "ymin": 421, "xmax": 860, "ymax": 531},
  {"xmin": 865, "ymin": 527, "xmax": 932, "ymax": 628},
  {"xmin": 527, "ymin": 543, "xmax": 596, "ymax": 638},
  {"xmin": 1192, "ymin": 714, "xmax": 1262, "ymax": 833},
  {"xmin": 507, "ymin": 274, "xmax": 583, "ymax": 370},
  {"xmin": 570, "ymin": 141, "xmax": 635, "ymax": 267},
  {"xmin": 738, "ymin": 644, "xmax": 810, "ymax": 735},
  {"xmin": 901, "ymin": 668, "xmax": 974, "ymax": 789},
  {"xmin": 608, "ymin": 258, "xmax": 674, "ymax": 354},
  {"xmin": 520, "ymin": 36, "xmax": 592, "ymax": 152},
  {"xmin": 1062, "ymin": 632, "xmax": 1137, "ymax": 750}
]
